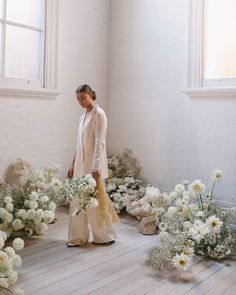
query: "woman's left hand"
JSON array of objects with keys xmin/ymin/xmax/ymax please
[{"xmin": 92, "ymin": 170, "xmax": 100, "ymax": 182}]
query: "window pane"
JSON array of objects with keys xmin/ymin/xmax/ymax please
[
  {"xmin": 6, "ymin": 0, "xmax": 44, "ymax": 28},
  {"xmin": 0, "ymin": 0, "xmax": 3, "ymax": 18},
  {"xmin": 204, "ymin": 0, "xmax": 236, "ymax": 79},
  {"xmin": 5, "ymin": 25, "xmax": 41, "ymax": 79},
  {"xmin": 0, "ymin": 24, "xmax": 2, "ymax": 70}
]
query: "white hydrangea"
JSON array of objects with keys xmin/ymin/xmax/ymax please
[
  {"xmin": 15, "ymin": 209, "xmax": 27, "ymax": 220},
  {"xmin": 29, "ymin": 191, "xmax": 39, "ymax": 201},
  {"xmin": 28, "ymin": 201, "xmax": 38, "ymax": 209},
  {"xmin": 4, "ymin": 246, "xmax": 15, "ymax": 257},
  {"xmin": 26, "ymin": 209, "xmax": 36, "ymax": 220},
  {"xmin": 12, "ymin": 219, "xmax": 24, "ymax": 231},
  {"xmin": 5, "ymin": 213, "xmax": 14, "ymax": 224},
  {"xmin": 12, "ymin": 238, "xmax": 24, "ymax": 251},
  {"xmin": 11, "ymin": 254, "xmax": 22, "ymax": 268},
  {"xmin": 35, "ymin": 222, "xmax": 48, "ymax": 235},
  {"xmin": 0, "ymin": 277, "xmax": 9, "ymax": 288},
  {"xmin": 4, "ymin": 196, "xmax": 13, "ymax": 204},
  {"xmin": 0, "ymin": 208, "xmax": 9, "ymax": 220},
  {"xmin": 0, "ymin": 236, "xmax": 5, "ymax": 249},
  {"xmin": 48, "ymin": 201, "xmax": 57, "ymax": 211},
  {"xmin": 5, "ymin": 202, "xmax": 14, "ymax": 212},
  {"xmin": 43, "ymin": 210, "xmax": 55, "ymax": 224},
  {"xmin": 40, "ymin": 195, "xmax": 49, "ymax": 203},
  {"xmin": 8, "ymin": 270, "xmax": 18, "ymax": 285},
  {"xmin": 35, "ymin": 209, "xmax": 45, "ymax": 220}
]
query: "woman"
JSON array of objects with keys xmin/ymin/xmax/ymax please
[{"xmin": 67, "ymin": 84, "xmax": 117, "ymax": 247}]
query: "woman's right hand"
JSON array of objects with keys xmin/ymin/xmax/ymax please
[{"xmin": 67, "ymin": 166, "xmax": 74, "ymax": 179}]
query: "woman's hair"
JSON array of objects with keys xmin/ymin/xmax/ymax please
[{"xmin": 76, "ymin": 84, "xmax": 96, "ymax": 101}]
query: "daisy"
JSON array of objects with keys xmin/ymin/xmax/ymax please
[
  {"xmin": 190, "ymin": 180, "xmax": 205, "ymax": 193},
  {"xmin": 206, "ymin": 215, "xmax": 223, "ymax": 233},
  {"xmin": 213, "ymin": 169, "xmax": 223, "ymax": 182},
  {"xmin": 172, "ymin": 253, "xmax": 192, "ymax": 272}
]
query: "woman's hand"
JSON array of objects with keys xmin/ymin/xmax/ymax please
[
  {"xmin": 92, "ymin": 170, "xmax": 100, "ymax": 182},
  {"xmin": 67, "ymin": 166, "xmax": 74, "ymax": 179}
]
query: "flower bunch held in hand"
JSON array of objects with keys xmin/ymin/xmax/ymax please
[
  {"xmin": 148, "ymin": 169, "xmax": 235, "ymax": 274},
  {"xmin": 66, "ymin": 174, "xmax": 98, "ymax": 215},
  {"xmin": 0, "ymin": 231, "xmax": 24, "ymax": 295}
]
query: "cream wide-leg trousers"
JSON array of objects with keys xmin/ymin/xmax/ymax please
[{"xmin": 68, "ymin": 181, "xmax": 117, "ymax": 245}]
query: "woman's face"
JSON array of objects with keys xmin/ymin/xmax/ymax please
[{"xmin": 76, "ymin": 92, "xmax": 93, "ymax": 108}]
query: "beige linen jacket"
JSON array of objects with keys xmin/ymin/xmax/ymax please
[{"xmin": 73, "ymin": 104, "xmax": 109, "ymax": 179}]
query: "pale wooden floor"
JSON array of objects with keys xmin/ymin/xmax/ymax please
[{"xmin": 12, "ymin": 207, "xmax": 236, "ymax": 295}]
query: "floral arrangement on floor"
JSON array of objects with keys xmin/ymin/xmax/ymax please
[
  {"xmin": 148, "ymin": 169, "xmax": 236, "ymax": 273},
  {"xmin": 65, "ymin": 174, "xmax": 98, "ymax": 215},
  {"xmin": 0, "ymin": 231, "xmax": 24, "ymax": 295},
  {"xmin": 106, "ymin": 149, "xmax": 146, "ymax": 213},
  {"xmin": 0, "ymin": 158, "xmax": 66, "ymax": 239}
]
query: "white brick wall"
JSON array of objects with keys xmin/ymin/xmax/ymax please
[
  {"xmin": 0, "ymin": 0, "xmax": 110, "ymax": 179},
  {"xmin": 107, "ymin": 0, "xmax": 236, "ymax": 204}
]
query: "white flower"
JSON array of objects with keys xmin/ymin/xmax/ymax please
[
  {"xmin": 159, "ymin": 231, "xmax": 169, "ymax": 241},
  {"xmin": 15, "ymin": 209, "xmax": 27, "ymax": 220},
  {"xmin": 172, "ymin": 253, "xmax": 192, "ymax": 272},
  {"xmin": 182, "ymin": 246, "xmax": 195, "ymax": 257},
  {"xmin": 43, "ymin": 211, "xmax": 55, "ymax": 224},
  {"xmin": 0, "ymin": 208, "xmax": 9, "ymax": 220},
  {"xmin": 0, "ymin": 250, "xmax": 9, "ymax": 268},
  {"xmin": 36, "ymin": 209, "xmax": 45, "ymax": 219},
  {"xmin": 196, "ymin": 211, "xmax": 205, "ymax": 218},
  {"xmin": 206, "ymin": 215, "xmax": 223, "ymax": 234},
  {"xmin": 29, "ymin": 201, "xmax": 38, "ymax": 209},
  {"xmin": 51, "ymin": 178, "xmax": 63, "ymax": 190},
  {"xmin": 12, "ymin": 219, "xmax": 24, "ymax": 231},
  {"xmin": 189, "ymin": 220, "xmax": 209, "ymax": 243},
  {"xmin": 8, "ymin": 270, "xmax": 18, "ymax": 285},
  {"xmin": 5, "ymin": 246, "xmax": 15, "ymax": 256},
  {"xmin": 0, "ymin": 230, "xmax": 7, "ymax": 241},
  {"xmin": 190, "ymin": 180, "xmax": 205, "ymax": 193},
  {"xmin": 13, "ymin": 238, "xmax": 24, "ymax": 251},
  {"xmin": 5, "ymin": 213, "xmax": 14, "ymax": 224},
  {"xmin": 0, "ymin": 277, "xmax": 9, "ymax": 288},
  {"xmin": 183, "ymin": 221, "xmax": 192, "ymax": 230},
  {"xmin": 40, "ymin": 195, "xmax": 49, "ymax": 203},
  {"xmin": 48, "ymin": 202, "xmax": 57, "ymax": 211},
  {"xmin": 13, "ymin": 288, "xmax": 25, "ymax": 295},
  {"xmin": 166, "ymin": 206, "xmax": 177, "ymax": 217},
  {"xmin": 26, "ymin": 209, "xmax": 36, "ymax": 220},
  {"xmin": 175, "ymin": 184, "xmax": 185, "ymax": 193},
  {"xmin": 4, "ymin": 196, "xmax": 13, "ymax": 204},
  {"xmin": 213, "ymin": 169, "xmax": 223, "ymax": 182},
  {"xmin": 30, "ymin": 191, "xmax": 39, "ymax": 201},
  {"xmin": 145, "ymin": 186, "xmax": 161, "ymax": 203},
  {"xmin": 11, "ymin": 254, "xmax": 22, "ymax": 268},
  {"xmin": 5, "ymin": 202, "xmax": 14, "ymax": 212},
  {"xmin": 0, "ymin": 236, "xmax": 5, "ymax": 249},
  {"xmin": 35, "ymin": 222, "xmax": 48, "ymax": 235}
]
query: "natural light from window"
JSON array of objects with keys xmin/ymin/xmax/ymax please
[{"xmin": 204, "ymin": 0, "xmax": 236, "ymax": 80}]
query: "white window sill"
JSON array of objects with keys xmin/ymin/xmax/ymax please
[
  {"xmin": 0, "ymin": 86, "xmax": 61, "ymax": 99},
  {"xmin": 182, "ymin": 87, "xmax": 236, "ymax": 98}
]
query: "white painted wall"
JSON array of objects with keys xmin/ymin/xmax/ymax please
[
  {"xmin": 0, "ymin": 0, "xmax": 110, "ymax": 179},
  {"xmin": 107, "ymin": 0, "xmax": 236, "ymax": 204}
]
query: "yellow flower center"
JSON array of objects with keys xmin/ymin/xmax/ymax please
[
  {"xmin": 179, "ymin": 259, "xmax": 186, "ymax": 266},
  {"xmin": 211, "ymin": 221, "xmax": 217, "ymax": 227}
]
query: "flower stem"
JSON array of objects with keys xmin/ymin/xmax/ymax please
[{"xmin": 210, "ymin": 179, "xmax": 216, "ymax": 200}]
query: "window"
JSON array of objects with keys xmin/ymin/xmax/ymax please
[
  {"xmin": 184, "ymin": 0, "xmax": 236, "ymax": 97},
  {"xmin": 0, "ymin": 0, "xmax": 45, "ymax": 87},
  {"xmin": 0, "ymin": 0, "xmax": 60, "ymax": 98}
]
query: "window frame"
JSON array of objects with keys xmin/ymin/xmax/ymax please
[
  {"xmin": 0, "ymin": 0, "xmax": 60, "ymax": 98},
  {"xmin": 183, "ymin": 0, "xmax": 236, "ymax": 97}
]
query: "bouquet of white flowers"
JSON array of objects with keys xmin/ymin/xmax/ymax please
[
  {"xmin": 66, "ymin": 174, "xmax": 98, "ymax": 215},
  {"xmin": 148, "ymin": 169, "xmax": 236, "ymax": 273},
  {"xmin": 0, "ymin": 231, "xmax": 24, "ymax": 295}
]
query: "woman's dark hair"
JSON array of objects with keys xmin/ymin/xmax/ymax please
[{"xmin": 76, "ymin": 84, "xmax": 96, "ymax": 101}]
